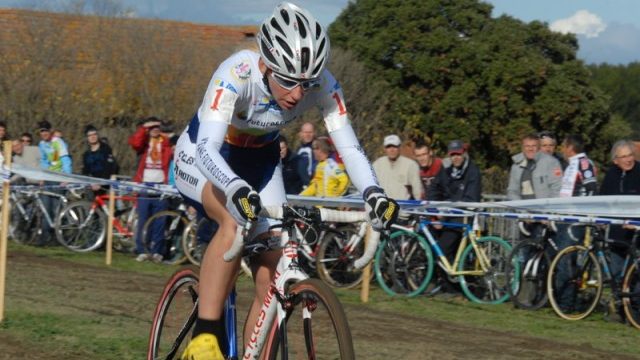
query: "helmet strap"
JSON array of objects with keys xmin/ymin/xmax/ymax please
[{"xmin": 262, "ymin": 71, "xmax": 272, "ymax": 95}]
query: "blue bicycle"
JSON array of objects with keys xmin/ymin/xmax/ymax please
[{"xmin": 374, "ymin": 214, "xmax": 517, "ymax": 304}]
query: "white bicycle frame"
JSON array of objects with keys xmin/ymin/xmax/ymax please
[{"xmin": 223, "ymin": 206, "xmax": 379, "ymax": 360}]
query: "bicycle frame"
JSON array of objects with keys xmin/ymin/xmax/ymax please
[
  {"xmin": 413, "ymin": 217, "xmax": 491, "ymax": 276},
  {"xmin": 32, "ymin": 190, "xmax": 68, "ymax": 228}
]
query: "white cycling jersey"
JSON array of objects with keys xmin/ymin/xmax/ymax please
[{"xmin": 180, "ymin": 50, "xmax": 378, "ymax": 196}]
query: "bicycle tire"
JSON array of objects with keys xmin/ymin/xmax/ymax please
[
  {"xmin": 182, "ymin": 217, "xmax": 210, "ymax": 267},
  {"xmin": 374, "ymin": 230, "xmax": 434, "ymax": 297},
  {"xmin": 55, "ymin": 200, "xmax": 106, "ymax": 252},
  {"xmin": 458, "ymin": 236, "xmax": 514, "ymax": 304},
  {"xmin": 547, "ymin": 245, "xmax": 602, "ymax": 320},
  {"xmin": 622, "ymin": 261, "xmax": 640, "ymax": 329},
  {"xmin": 506, "ymin": 239, "xmax": 551, "ymax": 310},
  {"xmin": 265, "ymin": 278, "xmax": 354, "ymax": 360},
  {"xmin": 147, "ymin": 266, "xmax": 200, "ymax": 360},
  {"xmin": 142, "ymin": 210, "xmax": 188, "ymax": 264},
  {"xmin": 316, "ymin": 225, "xmax": 369, "ymax": 289}
]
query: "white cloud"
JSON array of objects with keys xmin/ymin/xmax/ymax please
[{"xmin": 550, "ymin": 10, "xmax": 606, "ymax": 38}]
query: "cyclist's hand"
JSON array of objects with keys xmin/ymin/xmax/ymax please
[
  {"xmin": 363, "ymin": 186, "xmax": 398, "ymax": 231},
  {"xmin": 225, "ymin": 179, "xmax": 261, "ymax": 225}
]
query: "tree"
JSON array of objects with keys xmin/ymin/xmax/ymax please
[{"xmin": 330, "ymin": 0, "xmax": 617, "ymax": 168}]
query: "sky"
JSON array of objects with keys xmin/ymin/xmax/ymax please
[{"xmin": 1, "ymin": 0, "xmax": 639, "ymax": 65}]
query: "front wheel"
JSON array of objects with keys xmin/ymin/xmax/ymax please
[
  {"xmin": 458, "ymin": 236, "xmax": 514, "ymax": 304},
  {"xmin": 147, "ymin": 266, "xmax": 199, "ymax": 360},
  {"xmin": 316, "ymin": 225, "xmax": 369, "ymax": 289},
  {"xmin": 622, "ymin": 261, "xmax": 640, "ymax": 329},
  {"xmin": 506, "ymin": 239, "xmax": 551, "ymax": 310},
  {"xmin": 55, "ymin": 200, "xmax": 105, "ymax": 252},
  {"xmin": 547, "ymin": 245, "xmax": 602, "ymax": 320},
  {"xmin": 142, "ymin": 210, "xmax": 188, "ymax": 264},
  {"xmin": 374, "ymin": 230, "xmax": 434, "ymax": 297},
  {"xmin": 265, "ymin": 278, "xmax": 354, "ymax": 360}
]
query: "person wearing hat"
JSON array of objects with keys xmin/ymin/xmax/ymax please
[
  {"xmin": 428, "ymin": 139, "xmax": 482, "ymax": 294},
  {"xmin": 82, "ymin": 124, "xmax": 119, "ymax": 182},
  {"xmin": 372, "ymin": 134, "xmax": 422, "ymax": 200}
]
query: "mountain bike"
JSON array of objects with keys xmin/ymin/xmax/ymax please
[
  {"xmin": 374, "ymin": 214, "xmax": 516, "ymax": 304},
  {"xmin": 547, "ymin": 225, "xmax": 640, "ymax": 324},
  {"xmin": 55, "ymin": 193, "xmax": 137, "ymax": 252},
  {"xmin": 9, "ymin": 187, "xmax": 73, "ymax": 245},
  {"xmin": 147, "ymin": 205, "xmax": 379, "ymax": 359},
  {"xmin": 505, "ymin": 221, "xmax": 559, "ymax": 310}
]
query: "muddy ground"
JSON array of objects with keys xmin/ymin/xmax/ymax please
[{"xmin": 1, "ymin": 250, "xmax": 638, "ymax": 359}]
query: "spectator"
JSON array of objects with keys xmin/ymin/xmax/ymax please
[
  {"xmin": 554, "ymin": 134, "xmax": 598, "ymax": 310},
  {"xmin": 128, "ymin": 118, "xmax": 172, "ymax": 263},
  {"xmin": 559, "ymin": 134, "xmax": 597, "ymax": 198},
  {"xmin": 279, "ymin": 135, "xmax": 303, "ymax": 194},
  {"xmin": 506, "ymin": 134, "xmax": 563, "ymax": 200},
  {"xmin": 0, "ymin": 121, "xmax": 8, "ymax": 142},
  {"xmin": 168, "ymin": 135, "xmax": 179, "ymax": 187},
  {"xmin": 538, "ymin": 131, "xmax": 567, "ymax": 169},
  {"xmin": 300, "ymin": 137, "xmax": 350, "ymax": 197},
  {"xmin": 373, "ymin": 134, "xmax": 422, "ymax": 200},
  {"xmin": 37, "ymin": 119, "xmax": 72, "ymax": 246},
  {"xmin": 10, "ymin": 138, "xmax": 40, "ymax": 184},
  {"xmin": 599, "ymin": 140, "xmax": 640, "ymax": 294},
  {"xmin": 428, "ymin": 140, "xmax": 482, "ymax": 293},
  {"xmin": 296, "ymin": 121, "xmax": 317, "ymax": 187},
  {"xmin": 414, "ymin": 141, "xmax": 443, "ymax": 200},
  {"xmin": 20, "ymin": 132, "xmax": 33, "ymax": 146},
  {"xmin": 82, "ymin": 124, "xmax": 119, "ymax": 180}
]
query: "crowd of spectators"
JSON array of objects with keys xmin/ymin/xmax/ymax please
[{"xmin": 4, "ymin": 119, "xmax": 640, "ymax": 274}]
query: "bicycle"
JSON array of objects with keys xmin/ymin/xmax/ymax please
[
  {"xmin": 547, "ymin": 225, "xmax": 640, "ymax": 324},
  {"xmin": 147, "ymin": 205, "xmax": 379, "ymax": 359},
  {"xmin": 9, "ymin": 186, "xmax": 73, "ymax": 246},
  {"xmin": 55, "ymin": 192, "xmax": 138, "ymax": 252},
  {"xmin": 505, "ymin": 221, "xmax": 559, "ymax": 310},
  {"xmin": 374, "ymin": 213, "xmax": 516, "ymax": 304}
]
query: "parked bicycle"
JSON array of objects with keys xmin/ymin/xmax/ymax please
[
  {"xmin": 55, "ymin": 192, "xmax": 137, "ymax": 252},
  {"xmin": 147, "ymin": 205, "xmax": 379, "ymax": 359},
  {"xmin": 547, "ymin": 225, "xmax": 640, "ymax": 327},
  {"xmin": 374, "ymin": 213, "xmax": 516, "ymax": 304},
  {"xmin": 505, "ymin": 221, "xmax": 559, "ymax": 310},
  {"xmin": 9, "ymin": 186, "xmax": 76, "ymax": 246},
  {"xmin": 140, "ymin": 201, "xmax": 193, "ymax": 264}
]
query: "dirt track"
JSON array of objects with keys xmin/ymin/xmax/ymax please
[{"xmin": 1, "ymin": 250, "xmax": 638, "ymax": 359}]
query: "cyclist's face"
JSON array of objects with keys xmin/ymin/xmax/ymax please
[{"xmin": 267, "ymin": 70, "xmax": 304, "ymax": 111}]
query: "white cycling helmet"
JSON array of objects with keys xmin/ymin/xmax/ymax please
[{"xmin": 257, "ymin": 2, "xmax": 330, "ymax": 80}]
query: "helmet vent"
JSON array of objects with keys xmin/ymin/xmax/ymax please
[
  {"xmin": 315, "ymin": 23, "xmax": 322, "ymax": 39},
  {"xmin": 280, "ymin": 9, "xmax": 290, "ymax": 25},
  {"xmin": 270, "ymin": 18, "xmax": 285, "ymax": 36},
  {"xmin": 283, "ymin": 57, "xmax": 295, "ymax": 74},
  {"xmin": 261, "ymin": 25, "xmax": 271, "ymax": 44},
  {"xmin": 317, "ymin": 38, "xmax": 326, "ymax": 58},
  {"xmin": 312, "ymin": 60, "xmax": 324, "ymax": 77},
  {"xmin": 276, "ymin": 36, "xmax": 294, "ymax": 58},
  {"xmin": 295, "ymin": 15, "xmax": 307, "ymax": 38},
  {"xmin": 260, "ymin": 38, "xmax": 277, "ymax": 64},
  {"xmin": 300, "ymin": 47, "xmax": 310, "ymax": 73}
]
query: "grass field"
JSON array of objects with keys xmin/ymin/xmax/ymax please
[{"xmin": 1, "ymin": 243, "xmax": 639, "ymax": 359}]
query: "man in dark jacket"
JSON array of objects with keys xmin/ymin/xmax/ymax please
[
  {"xmin": 279, "ymin": 135, "xmax": 303, "ymax": 194},
  {"xmin": 427, "ymin": 140, "xmax": 482, "ymax": 294},
  {"xmin": 600, "ymin": 140, "xmax": 640, "ymax": 285},
  {"xmin": 82, "ymin": 124, "xmax": 119, "ymax": 180}
]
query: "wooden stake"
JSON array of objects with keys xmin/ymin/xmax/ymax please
[
  {"xmin": 360, "ymin": 224, "xmax": 372, "ymax": 303},
  {"xmin": 0, "ymin": 141, "xmax": 13, "ymax": 322}
]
